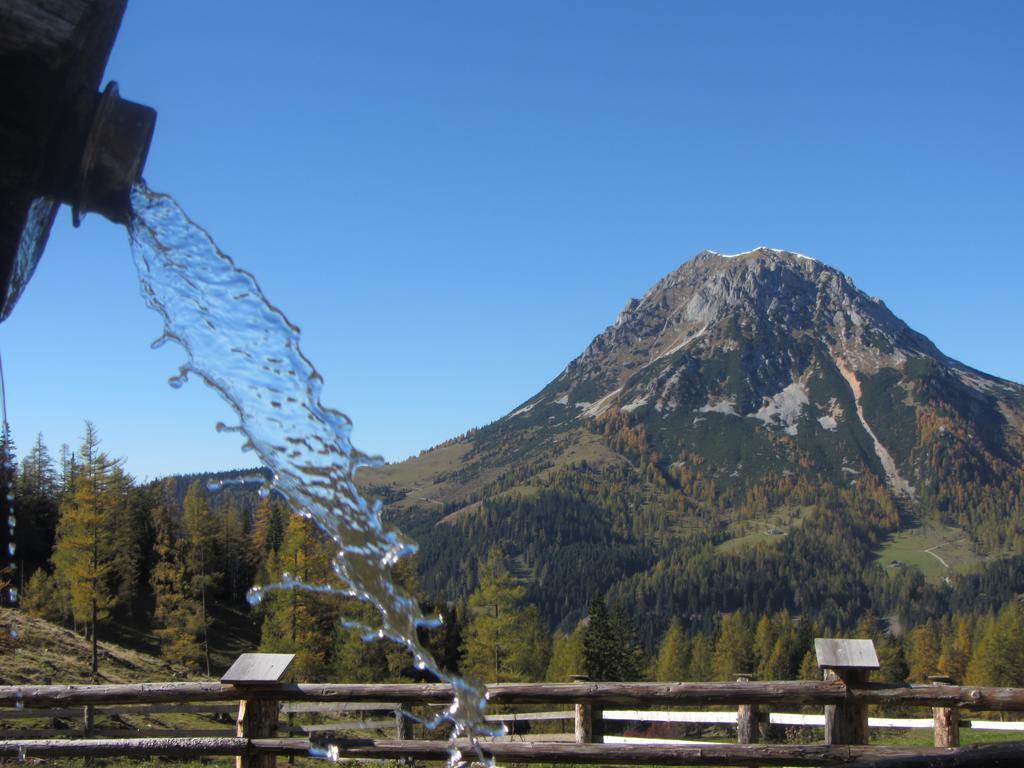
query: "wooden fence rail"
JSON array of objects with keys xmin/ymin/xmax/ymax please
[
  {"xmin": 5, "ymin": 679, "xmax": 1024, "ymax": 766},
  {"xmin": 6, "ymin": 679, "xmax": 1024, "ymax": 709}
]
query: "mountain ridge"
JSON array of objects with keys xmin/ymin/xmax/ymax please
[{"xmin": 364, "ymin": 248, "xmax": 1024, "ymax": 639}]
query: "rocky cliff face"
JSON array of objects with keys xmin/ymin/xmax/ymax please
[
  {"xmin": 501, "ymin": 247, "xmax": 1022, "ymax": 503},
  {"xmin": 369, "ymin": 248, "xmax": 1024, "ymax": 636}
]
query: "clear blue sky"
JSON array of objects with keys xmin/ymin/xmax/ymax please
[{"xmin": 1, "ymin": 1, "xmax": 1021, "ymax": 481}]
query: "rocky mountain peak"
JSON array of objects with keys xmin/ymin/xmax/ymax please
[{"xmin": 499, "ymin": 248, "xmax": 1022, "ymax": 502}]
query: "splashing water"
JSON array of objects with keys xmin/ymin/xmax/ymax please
[{"xmin": 127, "ymin": 183, "xmax": 501, "ymax": 764}]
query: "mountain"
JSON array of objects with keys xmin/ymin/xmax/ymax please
[{"xmin": 363, "ymin": 248, "xmax": 1024, "ymax": 642}]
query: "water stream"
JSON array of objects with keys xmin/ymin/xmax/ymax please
[{"xmin": 127, "ymin": 182, "xmax": 501, "ymax": 764}]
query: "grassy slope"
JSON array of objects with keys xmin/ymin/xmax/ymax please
[
  {"xmin": 0, "ymin": 608, "xmax": 183, "ymax": 686},
  {"xmin": 874, "ymin": 520, "xmax": 982, "ymax": 584}
]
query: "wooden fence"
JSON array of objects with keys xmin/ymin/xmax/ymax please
[{"xmin": 4, "ymin": 677, "xmax": 1024, "ymax": 766}]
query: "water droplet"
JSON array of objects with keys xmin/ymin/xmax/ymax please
[
  {"xmin": 150, "ymin": 333, "xmax": 171, "ymax": 349},
  {"xmin": 15, "ymin": 698, "xmax": 24, "ymax": 710},
  {"xmin": 246, "ymin": 586, "xmax": 264, "ymax": 606},
  {"xmin": 5, "ymin": 492, "xmax": 13, "ymax": 502},
  {"xmin": 7, "ymin": 542, "xmax": 14, "ymax": 556},
  {"xmin": 167, "ymin": 371, "xmax": 188, "ymax": 389},
  {"xmin": 258, "ymin": 486, "xmax": 270, "ymax": 498},
  {"xmin": 206, "ymin": 479, "xmax": 223, "ymax": 492},
  {"xmin": 10, "ymin": 629, "xmax": 18, "ymax": 639},
  {"xmin": 9, "ymin": 587, "xmax": 17, "ymax": 602}
]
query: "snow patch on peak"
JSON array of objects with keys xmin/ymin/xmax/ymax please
[
  {"xmin": 510, "ymin": 401, "xmax": 537, "ymax": 418},
  {"xmin": 697, "ymin": 398, "xmax": 740, "ymax": 416},
  {"xmin": 750, "ymin": 381, "xmax": 809, "ymax": 435},
  {"xmin": 554, "ymin": 394, "xmax": 569, "ymax": 406},
  {"xmin": 708, "ymin": 247, "xmax": 816, "ymax": 262},
  {"xmin": 621, "ymin": 396, "xmax": 649, "ymax": 413},
  {"xmin": 580, "ymin": 388, "xmax": 622, "ymax": 418}
]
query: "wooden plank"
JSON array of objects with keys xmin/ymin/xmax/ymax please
[
  {"xmin": 305, "ymin": 738, "xmax": 975, "ymax": 766},
  {"xmin": 2, "ymin": 736, "xmax": 1024, "ymax": 766},
  {"xmin": 604, "ymin": 710, "xmax": 737, "ymax": 724},
  {"xmin": 222, "ymin": 654, "xmax": 295, "ymax": 685},
  {"xmin": 487, "ymin": 711, "xmax": 575, "ymax": 722},
  {"xmin": 286, "ymin": 720, "xmax": 396, "ymax": 733},
  {"xmin": 0, "ymin": 702, "xmax": 239, "ymax": 720},
  {"xmin": 7, "ymin": 680, "xmax": 1024, "ymax": 711},
  {"xmin": 279, "ymin": 702, "xmax": 397, "ymax": 714},
  {"xmin": 815, "ymin": 639, "xmax": 880, "ymax": 670}
]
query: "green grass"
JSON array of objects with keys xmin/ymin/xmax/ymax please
[
  {"xmin": 875, "ymin": 520, "xmax": 980, "ymax": 584},
  {"xmin": 716, "ymin": 505, "xmax": 813, "ymax": 553},
  {"xmin": 872, "ymin": 727, "xmax": 1024, "ymax": 747}
]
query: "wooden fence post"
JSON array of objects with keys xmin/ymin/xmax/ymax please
[
  {"xmin": 82, "ymin": 704, "xmax": 94, "ymax": 737},
  {"xmin": 930, "ymin": 675, "xmax": 960, "ymax": 748},
  {"xmin": 815, "ymin": 638, "xmax": 878, "ymax": 746},
  {"xmin": 571, "ymin": 675, "xmax": 602, "ymax": 744},
  {"xmin": 221, "ymin": 652, "xmax": 295, "ymax": 768},
  {"xmin": 735, "ymin": 673, "xmax": 760, "ymax": 745},
  {"xmin": 395, "ymin": 703, "xmax": 414, "ymax": 740}
]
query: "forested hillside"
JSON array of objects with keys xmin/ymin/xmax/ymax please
[
  {"xmin": 369, "ymin": 249, "xmax": 1024, "ymax": 643},
  {"xmin": 4, "ymin": 420, "xmax": 1024, "ymax": 692}
]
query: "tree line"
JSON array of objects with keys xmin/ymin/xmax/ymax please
[{"xmin": 6, "ymin": 421, "xmax": 1024, "ymax": 692}]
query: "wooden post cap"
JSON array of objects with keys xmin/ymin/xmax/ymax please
[
  {"xmin": 221, "ymin": 653, "xmax": 295, "ymax": 685},
  {"xmin": 814, "ymin": 638, "xmax": 879, "ymax": 671}
]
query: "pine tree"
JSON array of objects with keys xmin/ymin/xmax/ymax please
[
  {"xmin": 967, "ymin": 602, "xmax": 1024, "ymax": 687},
  {"xmin": 182, "ymin": 480, "xmax": 221, "ymax": 677},
  {"xmin": 653, "ymin": 617, "xmax": 689, "ymax": 682},
  {"xmin": 108, "ymin": 466, "xmax": 145, "ymax": 614},
  {"xmin": 260, "ymin": 515, "xmax": 340, "ymax": 681},
  {"xmin": 907, "ymin": 621, "xmax": 941, "ymax": 682},
  {"xmin": 50, "ymin": 422, "xmax": 120, "ymax": 676},
  {"xmin": 688, "ymin": 631, "xmax": 714, "ymax": 681},
  {"xmin": 712, "ymin": 612, "xmax": 754, "ymax": 680},
  {"xmin": 546, "ymin": 622, "xmax": 586, "ymax": 682},
  {"xmin": 16, "ymin": 433, "xmax": 59, "ymax": 577},
  {"xmin": 150, "ymin": 487, "xmax": 203, "ymax": 671},
  {"xmin": 582, "ymin": 596, "xmax": 618, "ymax": 680},
  {"xmin": 219, "ymin": 495, "xmax": 247, "ymax": 602},
  {"xmin": 462, "ymin": 547, "xmax": 547, "ymax": 682},
  {"xmin": 248, "ymin": 496, "xmax": 287, "ymax": 579}
]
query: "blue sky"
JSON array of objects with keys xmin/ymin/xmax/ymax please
[{"xmin": 2, "ymin": 1, "xmax": 1021, "ymax": 480}]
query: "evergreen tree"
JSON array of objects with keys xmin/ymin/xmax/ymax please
[
  {"xmin": 462, "ymin": 547, "xmax": 547, "ymax": 682},
  {"xmin": 219, "ymin": 495, "xmax": 247, "ymax": 602},
  {"xmin": 940, "ymin": 616, "xmax": 973, "ymax": 683},
  {"xmin": 712, "ymin": 611, "xmax": 755, "ymax": 680},
  {"xmin": 653, "ymin": 617, "xmax": 689, "ymax": 682},
  {"xmin": 51, "ymin": 422, "xmax": 121, "ymax": 675},
  {"xmin": 582, "ymin": 596, "xmax": 645, "ymax": 681},
  {"xmin": 248, "ymin": 496, "xmax": 287, "ymax": 578},
  {"xmin": 182, "ymin": 480, "xmax": 221, "ymax": 676},
  {"xmin": 688, "ymin": 631, "xmax": 714, "ymax": 681},
  {"xmin": 546, "ymin": 622, "xmax": 586, "ymax": 682},
  {"xmin": 108, "ymin": 466, "xmax": 146, "ymax": 614},
  {"xmin": 967, "ymin": 602, "xmax": 1024, "ymax": 687},
  {"xmin": 21, "ymin": 568, "xmax": 65, "ymax": 622},
  {"xmin": 15, "ymin": 433, "xmax": 59, "ymax": 578},
  {"xmin": 150, "ymin": 487, "xmax": 204, "ymax": 671},
  {"xmin": 582, "ymin": 596, "xmax": 619, "ymax": 680},
  {"xmin": 260, "ymin": 515, "xmax": 340, "ymax": 681},
  {"xmin": 907, "ymin": 620, "xmax": 941, "ymax": 682}
]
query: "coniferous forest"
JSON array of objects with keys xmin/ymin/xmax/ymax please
[{"xmin": 4, "ymin": 420, "xmax": 1024, "ymax": 691}]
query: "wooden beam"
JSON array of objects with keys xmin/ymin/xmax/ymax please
[
  {"xmin": 312, "ymin": 738, "xmax": 965, "ymax": 766},
  {"xmin": 5, "ymin": 680, "xmax": 1024, "ymax": 711},
  {"xmin": 2, "ymin": 736, "xmax": 1023, "ymax": 766}
]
